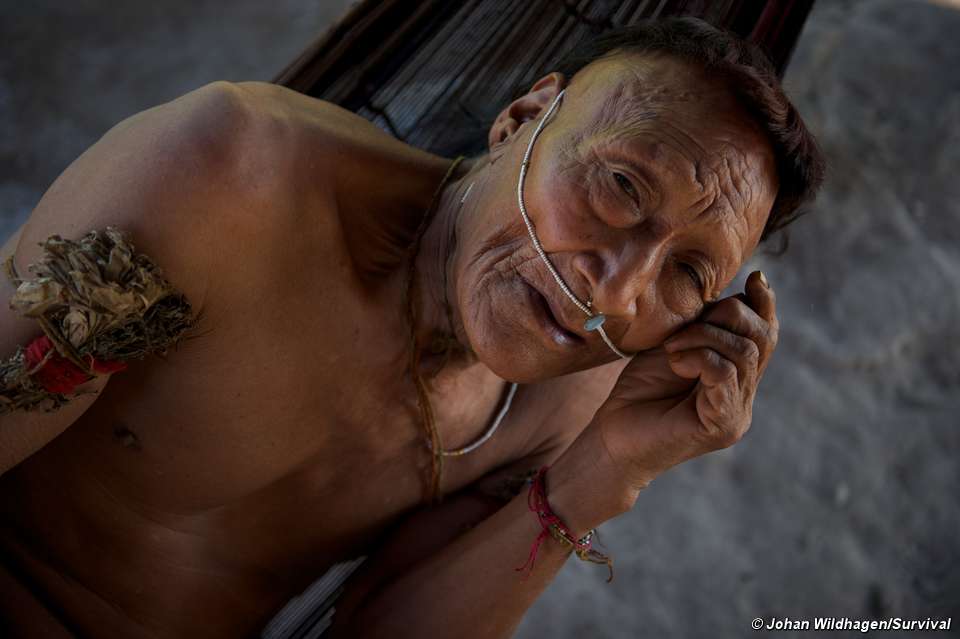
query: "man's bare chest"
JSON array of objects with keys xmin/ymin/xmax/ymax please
[
  {"xmin": 69, "ymin": 307, "xmax": 530, "ymax": 497},
  {"xmin": 23, "ymin": 265, "xmax": 545, "ymax": 544},
  {"xmin": 0, "ymin": 290, "xmax": 556, "ymax": 632}
]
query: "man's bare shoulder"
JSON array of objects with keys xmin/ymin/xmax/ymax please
[
  {"xmin": 233, "ymin": 81, "xmax": 382, "ymax": 135},
  {"xmin": 4, "ymin": 82, "xmax": 268, "ymax": 320},
  {"xmin": 219, "ymin": 82, "xmax": 395, "ymax": 249},
  {"xmin": 97, "ymin": 81, "xmax": 370, "ymax": 310},
  {"xmin": 229, "ymin": 81, "xmax": 401, "ymax": 181}
]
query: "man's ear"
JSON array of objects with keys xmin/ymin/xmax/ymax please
[{"xmin": 488, "ymin": 72, "xmax": 566, "ymax": 157}]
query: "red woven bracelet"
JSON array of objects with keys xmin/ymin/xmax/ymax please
[
  {"xmin": 23, "ymin": 334, "xmax": 127, "ymax": 394},
  {"xmin": 515, "ymin": 465, "xmax": 613, "ymax": 583}
]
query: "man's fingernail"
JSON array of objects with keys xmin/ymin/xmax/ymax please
[{"xmin": 758, "ymin": 271, "xmax": 769, "ymax": 288}]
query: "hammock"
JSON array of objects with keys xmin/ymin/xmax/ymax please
[{"xmin": 273, "ymin": 0, "xmax": 814, "ymax": 157}]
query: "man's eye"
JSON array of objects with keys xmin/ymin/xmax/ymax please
[
  {"xmin": 613, "ymin": 172, "xmax": 638, "ymax": 201},
  {"xmin": 682, "ymin": 262, "xmax": 704, "ymax": 291}
]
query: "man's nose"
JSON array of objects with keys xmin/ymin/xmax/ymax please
[{"xmin": 571, "ymin": 240, "xmax": 664, "ymax": 322}]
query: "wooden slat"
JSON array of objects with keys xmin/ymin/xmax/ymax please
[{"xmin": 275, "ymin": 0, "xmax": 815, "ymax": 155}]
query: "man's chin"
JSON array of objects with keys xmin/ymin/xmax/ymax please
[
  {"xmin": 458, "ymin": 284, "xmax": 606, "ymax": 382},
  {"xmin": 463, "ymin": 323, "xmax": 585, "ymax": 384}
]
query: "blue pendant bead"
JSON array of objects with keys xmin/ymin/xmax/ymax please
[{"xmin": 584, "ymin": 314, "xmax": 606, "ymax": 332}]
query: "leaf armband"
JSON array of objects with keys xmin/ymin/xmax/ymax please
[{"xmin": 1, "ymin": 227, "xmax": 196, "ymax": 414}]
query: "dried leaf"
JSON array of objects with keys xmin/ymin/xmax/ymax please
[
  {"xmin": 11, "ymin": 278, "xmax": 64, "ymax": 317},
  {"xmin": 86, "ymin": 283, "xmax": 141, "ymax": 315},
  {"xmin": 62, "ymin": 309, "xmax": 91, "ymax": 348},
  {"xmin": 105, "ymin": 245, "xmax": 132, "ymax": 281}
]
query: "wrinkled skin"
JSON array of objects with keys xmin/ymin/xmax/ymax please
[{"xmin": 439, "ymin": 54, "xmax": 777, "ymax": 386}]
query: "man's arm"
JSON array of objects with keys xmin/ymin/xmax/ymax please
[
  {"xmin": 327, "ymin": 440, "xmax": 627, "ymax": 639},
  {"xmin": 0, "ymin": 222, "xmax": 113, "ymax": 473},
  {"xmin": 0, "ymin": 80, "xmax": 268, "ymax": 474}
]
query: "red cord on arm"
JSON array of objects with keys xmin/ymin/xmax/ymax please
[
  {"xmin": 515, "ymin": 465, "xmax": 614, "ymax": 583},
  {"xmin": 23, "ymin": 334, "xmax": 126, "ymax": 394}
]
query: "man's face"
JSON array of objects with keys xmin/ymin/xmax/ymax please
[{"xmin": 451, "ymin": 53, "xmax": 779, "ymax": 383}]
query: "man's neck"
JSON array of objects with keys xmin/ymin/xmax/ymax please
[
  {"xmin": 327, "ymin": 127, "xmax": 488, "ymax": 380},
  {"xmin": 409, "ymin": 158, "xmax": 482, "ymax": 378}
]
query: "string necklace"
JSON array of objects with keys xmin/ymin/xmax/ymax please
[{"xmin": 404, "ymin": 156, "xmax": 518, "ymax": 504}]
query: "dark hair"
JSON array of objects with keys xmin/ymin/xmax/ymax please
[{"xmin": 554, "ymin": 16, "xmax": 825, "ymax": 250}]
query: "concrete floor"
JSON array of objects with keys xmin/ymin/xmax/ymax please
[{"xmin": 2, "ymin": 1, "xmax": 958, "ymax": 637}]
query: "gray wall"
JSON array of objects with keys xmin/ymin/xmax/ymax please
[{"xmin": 2, "ymin": 1, "xmax": 957, "ymax": 637}]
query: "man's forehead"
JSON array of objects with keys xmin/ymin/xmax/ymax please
[
  {"xmin": 569, "ymin": 52, "xmax": 741, "ymax": 136},
  {"xmin": 562, "ymin": 53, "xmax": 778, "ymax": 265}
]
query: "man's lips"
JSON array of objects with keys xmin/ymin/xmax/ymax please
[{"xmin": 521, "ymin": 278, "xmax": 585, "ymax": 347}]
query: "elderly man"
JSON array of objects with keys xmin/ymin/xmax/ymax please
[{"xmin": 0, "ymin": 17, "xmax": 822, "ymax": 639}]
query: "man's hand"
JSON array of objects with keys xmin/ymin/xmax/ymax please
[{"xmin": 548, "ymin": 270, "xmax": 778, "ymax": 529}]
